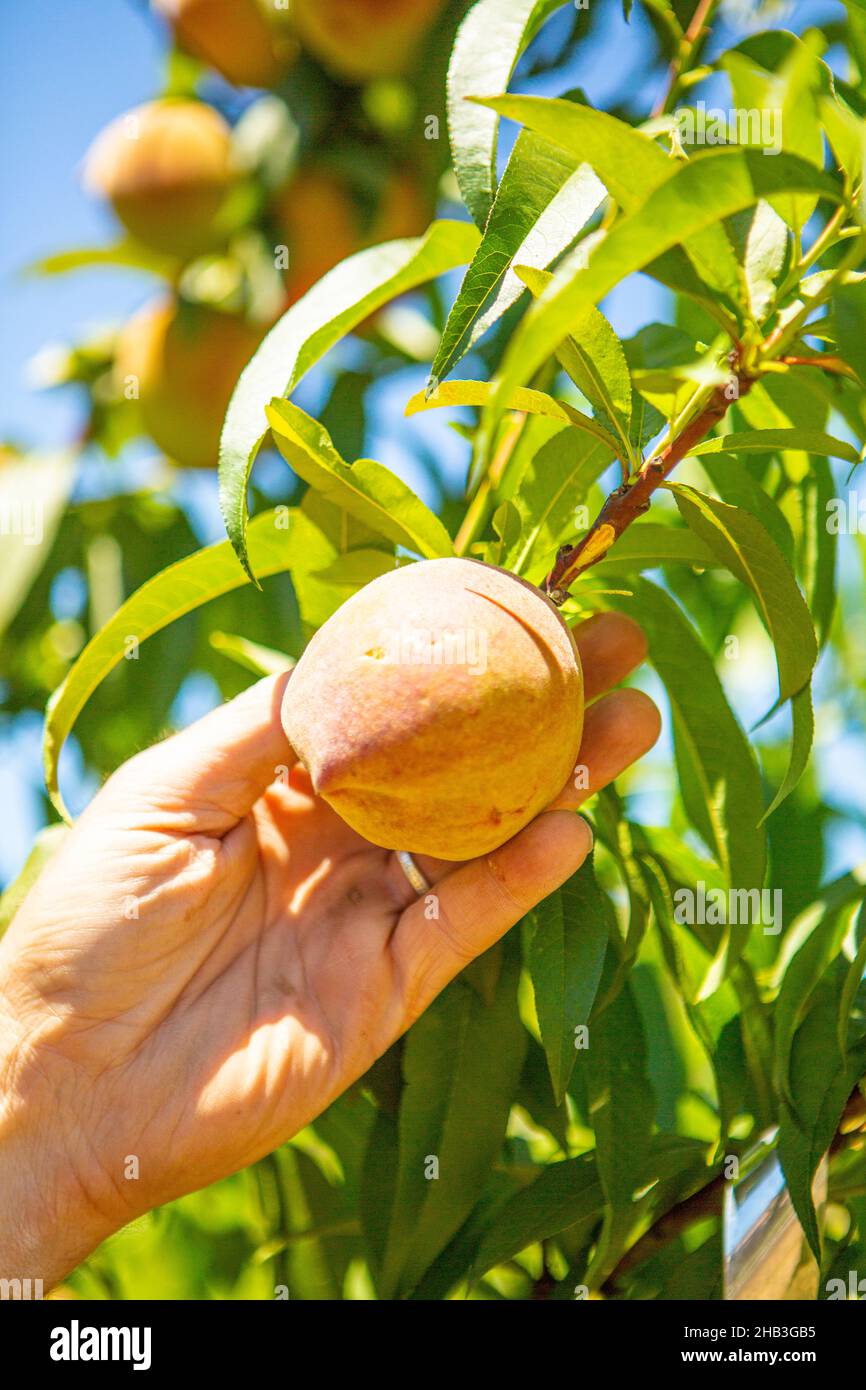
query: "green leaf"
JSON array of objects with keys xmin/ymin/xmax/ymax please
[
  {"xmin": 478, "ymin": 94, "xmax": 744, "ymax": 309},
  {"xmin": 778, "ymin": 975, "xmax": 866, "ymax": 1261},
  {"xmin": 672, "ymin": 486, "xmax": 817, "ymax": 704},
  {"xmin": 430, "ymin": 130, "xmax": 604, "ymax": 386},
  {"xmin": 218, "ymin": 220, "xmax": 479, "ymax": 580},
  {"xmin": 672, "ymin": 484, "xmax": 818, "ymax": 820},
  {"xmin": 722, "ymin": 35, "xmax": 829, "ymax": 234},
  {"xmin": 507, "ymin": 429, "xmax": 613, "ymax": 580},
  {"xmin": 484, "ymin": 500, "xmax": 522, "ymax": 568},
  {"xmin": 687, "ymin": 428, "xmax": 858, "ymax": 464},
  {"xmin": 309, "ymin": 550, "xmax": 408, "ymax": 589},
  {"xmin": 0, "ymin": 825, "xmax": 70, "ymax": 939},
  {"xmin": 407, "ymin": 378, "xmax": 621, "ymax": 455},
  {"xmin": 43, "ymin": 508, "xmax": 297, "ymax": 820},
  {"xmin": 209, "ymin": 631, "xmax": 295, "ymax": 677},
  {"xmin": 604, "ymin": 578, "xmax": 766, "ymax": 891},
  {"xmin": 726, "ymin": 199, "xmax": 789, "ymax": 322},
  {"xmin": 629, "ymin": 392, "xmax": 667, "ymax": 451},
  {"xmin": 266, "ymin": 399, "xmax": 453, "ymax": 560},
  {"xmin": 359, "ymin": 1111, "xmax": 399, "ymax": 1285},
  {"xmin": 517, "ymin": 263, "xmax": 634, "ymax": 463},
  {"xmin": 30, "ymin": 238, "xmax": 177, "ymax": 278},
  {"xmin": 476, "ymin": 146, "xmax": 840, "ymax": 457},
  {"xmin": 0, "ymin": 451, "xmax": 76, "ymax": 635},
  {"xmin": 528, "ymin": 856, "xmax": 610, "ymax": 1103},
  {"xmin": 697, "ymin": 453, "xmax": 794, "ymax": 562},
  {"xmin": 379, "ymin": 938, "xmax": 527, "ymax": 1297},
  {"xmin": 408, "ymin": 1169, "xmax": 527, "ymax": 1299},
  {"xmin": 833, "ymin": 278, "xmax": 866, "ymax": 387},
  {"xmin": 582, "ymin": 977, "xmax": 656, "ymax": 1214},
  {"xmin": 801, "ymin": 455, "xmax": 838, "ymax": 650},
  {"xmin": 839, "ymin": 903, "xmax": 866, "ymax": 1060},
  {"xmin": 819, "ymin": 92, "xmax": 866, "ymax": 190},
  {"xmin": 446, "ymin": 0, "xmax": 566, "ymax": 228},
  {"xmin": 594, "ymin": 522, "xmax": 717, "ymax": 572},
  {"xmin": 773, "ymin": 875, "xmax": 866, "ymax": 1107},
  {"xmin": 472, "ymin": 1155, "xmax": 604, "ymax": 1276},
  {"xmin": 761, "ymin": 683, "xmax": 814, "ymax": 824}
]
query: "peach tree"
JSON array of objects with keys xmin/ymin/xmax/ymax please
[{"xmin": 5, "ymin": 0, "xmax": 866, "ymax": 1299}]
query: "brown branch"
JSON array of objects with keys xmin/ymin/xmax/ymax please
[
  {"xmin": 543, "ymin": 355, "xmax": 755, "ymax": 602},
  {"xmin": 602, "ymin": 1083, "xmax": 866, "ymax": 1296},
  {"xmin": 601, "ymin": 1174, "xmax": 725, "ymax": 1295}
]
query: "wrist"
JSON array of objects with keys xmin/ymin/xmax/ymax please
[{"xmin": 0, "ymin": 986, "xmax": 118, "ymax": 1291}]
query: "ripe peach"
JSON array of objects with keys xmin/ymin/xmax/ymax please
[
  {"xmin": 282, "ymin": 558, "xmax": 585, "ymax": 860},
  {"xmin": 115, "ymin": 298, "xmax": 262, "ymax": 469},
  {"xmin": 274, "ymin": 166, "xmax": 432, "ymax": 304},
  {"xmin": 152, "ymin": 0, "xmax": 297, "ymax": 88},
  {"xmin": 83, "ymin": 99, "xmax": 234, "ymax": 259},
  {"xmin": 291, "ymin": 0, "xmax": 449, "ymax": 82}
]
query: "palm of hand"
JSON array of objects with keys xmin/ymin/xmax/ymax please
[{"xmin": 0, "ymin": 612, "xmax": 658, "ymax": 1237}]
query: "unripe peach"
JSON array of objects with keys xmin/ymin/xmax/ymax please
[
  {"xmin": 282, "ymin": 558, "xmax": 585, "ymax": 861},
  {"xmin": 83, "ymin": 100, "xmax": 234, "ymax": 258},
  {"xmin": 116, "ymin": 298, "xmax": 262, "ymax": 469},
  {"xmin": 291, "ymin": 0, "xmax": 449, "ymax": 82},
  {"xmin": 152, "ymin": 0, "xmax": 297, "ymax": 88}
]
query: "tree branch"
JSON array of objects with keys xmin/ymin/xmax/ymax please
[
  {"xmin": 543, "ymin": 353, "xmax": 755, "ymax": 601},
  {"xmin": 652, "ymin": 0, "xmax": 720, "ymax": 118}
]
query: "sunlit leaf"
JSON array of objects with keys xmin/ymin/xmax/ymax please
[
  {"xmin": 219, "ymin": 220, "xmax": 479, "ymax": 580},
  {"xmin": 446, "ymin": 0, "xmax": 567, "ymax": 228},
  {"xmin": 528, "ymin": 856, "xmax": 610, "ymax": 1103},
  {"xmin": 267, "ymin": 399, "xmax": 453, "ymax": 559}
]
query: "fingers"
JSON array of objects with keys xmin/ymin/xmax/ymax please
[
  {"xmin": 387, "ymin": 617, "xmax": 659, "ymax": 895},
  {"xmin": 547, "ymin": 687, "xmax": 661, "ymax": 811},
  {"xmin": 392, "ymin": 811, "xmax": 593, "ymax": 1025},
  {"xmin": 102, "ymin": 672, "xmax": 295, "ymax": 832},
  {"xmin": 575, "ymin": 611, "xmax": 647, "ymax": 703}
]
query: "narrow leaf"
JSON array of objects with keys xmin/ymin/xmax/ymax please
[
  {"xmin": 266, "ymin": 399, "xmax": 454, "ymax": 560},
  {"xmin": 604, "ymin": 578, "xmax": 766, "ymax": 890},
  {"xmin": 687, "ymin": 428, "xmax": 858, "ymax": 463},
  {"xmin": 528, "ymin": 856, "xmax": 610, "ymax": 1102},
  {"xmin": 379, "ymin": 939, "xmax": 527, "ymax": 1297},
  {"xmin": 219, "ymin": 220, "xmax": 479, "ymax": 579},
  {"xmin": 446, "ymin": 0, "xmax": 566, "ymax": 228},
  {"xmin": 472, "ymin": 1156, "xmax": 604, "ymax": 1276},
  {"xmin": 407, "ymin": 379, "xmax": 621, "ymax": 455},
  {"xmin": 476, "ymin": 147, "xmax": 840, "ymax": 456},
  {"xmin": 673, "ymin": 485, "xmax": 817, "ymax": 704},
  {"xmin": 431, "ymin": 129, "xmax": 604, "ymax": 385},
  {"xmin": 43, "ymin": 509, "xmax": 297, "ymax": 820}
]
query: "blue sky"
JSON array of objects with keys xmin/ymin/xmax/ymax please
[{"xmin": 2, "ymin": 0, "xmax": 863, "ymax": 888}]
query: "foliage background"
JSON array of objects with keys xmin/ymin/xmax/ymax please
[{"xmin": 3, "ymin": 0, "xmax": 866, "ymax": 1299}]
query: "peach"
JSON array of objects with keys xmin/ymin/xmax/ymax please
[
  {"xmin": 152, "ymin": 0, "xmax": 297, "ymax": 88},
  {"xmin": 282, "ymin": 558, "xmax": 584, "ymax": 860},
  {"xmin": 115, "ymin": 298, "xmax": 262, "ymax": 469},
  {"xmin": 83, "ymin": 99, "xmax": 235, "ymax": 259},
  {"xmin": 291, "ymin": 0, "xmax": 449, "ymax": 82}
]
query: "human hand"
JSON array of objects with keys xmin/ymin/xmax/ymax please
[{"xmin": 0, "ymin": 610, "xmax": 659, "ymax": 1287}]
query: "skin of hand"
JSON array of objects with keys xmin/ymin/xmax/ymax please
[{"xmin": 0, "ymin": 611, "xmax": 660, "ymax": 1289}]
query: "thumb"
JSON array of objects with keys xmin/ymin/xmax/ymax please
[{"xmin": 101, "ymin": 672, "xmax": 295, "ymax": 832}]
